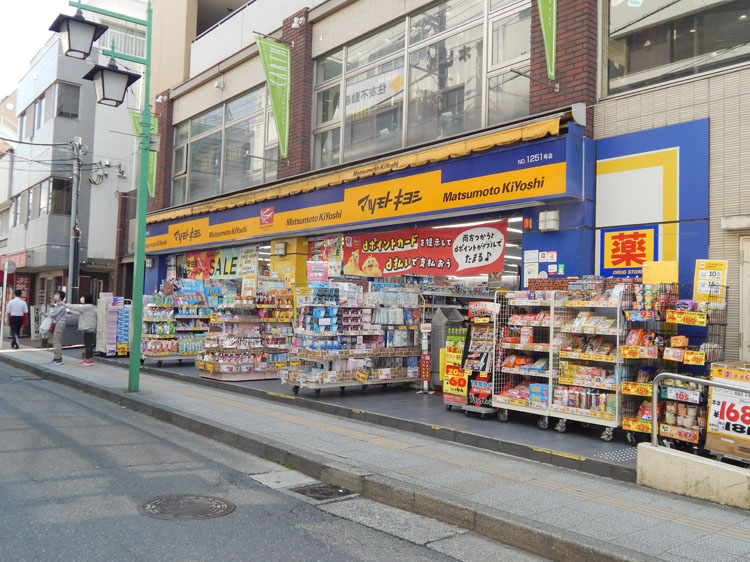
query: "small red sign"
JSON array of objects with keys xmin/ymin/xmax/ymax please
[{"xmin": 260, "ymin": 207, "xmax": 274, "ymax": 225}]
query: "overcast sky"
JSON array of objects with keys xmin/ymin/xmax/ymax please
[{"xmin": 0, "ymin": 1, "xmax": 75, "ymax": 101}]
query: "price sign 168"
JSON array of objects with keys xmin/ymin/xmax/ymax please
[{"xmin": 714, "ymin": 400, "xmax": 750, "ymax": 435}]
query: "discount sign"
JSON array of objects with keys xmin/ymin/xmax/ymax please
[
  {"xmin": 707, "ymin": 364, "xmax": 750, "ymax": 459},
  {"xmin": 443, "ymin": 364, "xmax": 469, "ymax": 397}
]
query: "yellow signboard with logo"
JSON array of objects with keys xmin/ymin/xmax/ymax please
[{"xmin": 600, "ymin": 226, "xmax": 657, "ymax": 278}]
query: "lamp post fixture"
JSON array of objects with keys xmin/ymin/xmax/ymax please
[{"xmin": 51, "ymin": 1, "xmax": 152, "ymax": 392}]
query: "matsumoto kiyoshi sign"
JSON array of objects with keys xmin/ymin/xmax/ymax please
[
  {"xmin": 145, "ymin": 135, "xmax": 575, "ymax": 253},
  {"xmin": 341, "ymin": 221, "xmax": 507, "ymax": 277}
]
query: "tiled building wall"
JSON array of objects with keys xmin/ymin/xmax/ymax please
[{"xmin": 594, "ymin": 67, "xmax": 750, "ymax": 360}]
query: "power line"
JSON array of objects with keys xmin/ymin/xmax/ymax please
[{"xmin": 0, "ymin": 136, "xmax": 73, "ymax": 148}]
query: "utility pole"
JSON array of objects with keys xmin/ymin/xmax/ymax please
[{"xmin": 67, "ymin": 137, "xmax": 82, "ymax": 303}]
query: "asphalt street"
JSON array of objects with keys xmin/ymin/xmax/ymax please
[{"xmin": 0, "ymin": 363, "xmax": 544, "ymax": 562}]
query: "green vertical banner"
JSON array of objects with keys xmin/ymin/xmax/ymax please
[
  {"xmin": 257, "ymin": 37, "xmax": 290, "ymax": 159},
  {"xmin": 130, "ymin": 111, "xmax": 159, "ymax": 197},
  {"xmin": 538, "ymin": 0, "xmax": 557, "ymax": 81}
]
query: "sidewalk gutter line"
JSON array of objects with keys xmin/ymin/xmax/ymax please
[
  {"xmin": 94, "ymin": 356, "xmax": 636, "ymax": 483},
  {"xmin": 0, "ymin": 354, "xmax": 655, "ymax": 562}
]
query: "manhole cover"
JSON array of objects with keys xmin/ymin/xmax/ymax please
[
  {"xmin": 288, "ymin": 483, "xmax": 353, "ymax": 502},
  {"xmin": 137, "ymin": 495, "xmax": 235, "ymax": 520}
]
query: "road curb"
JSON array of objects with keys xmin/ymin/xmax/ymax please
[
  {"xmin": 95, "ymin": 356, "xmax": 636, "ymax": 483},
  {"xmin": 1, "ymin": 355, "xmax": 654, "ymax": 562}
]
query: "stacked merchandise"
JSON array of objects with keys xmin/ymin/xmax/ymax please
[
  {"xmin": 285, "ymin": 282, "xmax": 421, "ymax": 394},
  {"xmin": 141, "ymin": 288, "xmax": 206, "ymax": 365},
  {"xmin": 618, "ymin": 282, "xmax": 727, "ymax": 447},
  {"xmin": 95, "ymin": 294, "xmax": 130, "ymax": 357},
  {"xmin": 198, "ymin": 283, "xmax": 294, "ymax": 381}
]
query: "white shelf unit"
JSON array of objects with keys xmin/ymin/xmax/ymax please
[
  {"xmin": 550, "ymin": 300, "xmax": 625, "ymax": 441},
  {"xmin": 492, "ymin": 293, "xmax": 565, "ymax": 429}
]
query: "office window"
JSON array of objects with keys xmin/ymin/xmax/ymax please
[
  {"xmin": 264, "ymin": 147, "xmax": 278, "ymax": 183},
  {"xmin": 29, "ymin": 184, "xmax": 39, "ymax": 220},
  {"xmin": 316, "ymin": 85, "xmax": 341, "ymax": 127},
  {"xmin": 19, "ymin": 190, "xmax": 29, "ymax": 224},
  {"xmin": 604, "ymin": 0, "xmax": 750, "ymax": 95},
  {"xmin": 225, "ymin": 87, "xmax": 264, "ymax": 123},
  {"xmin": 174, "ymin": 121, "xmax": 189, "ymax": 144},
  {"xmin": 56, "ymin": 83, "xmax": 79, "ymax": 119},
  {"xmin": 223, "ymin": 114, "xmax": 264, "ymax": 193},
  {"xmin": 190, "ymin": 107, "xmax": 222, "ymax": 137},
  {"xmin": 34, "ymin": 96, "xmax": 45, "ymax": 131},
  {"xmin": 188, "ymin": 132, "xmax": 222, "ymax": 202},
  {"xmin": 316, "ymin": 50, "xmax": 343, "ymax": 84},
  {"xmin": 409, "ymin": 0, "xmax": 484, "ymax": 44},
  {"xmin": 347, "ymin": 22, "xmax": 405, "ymax": 72},
  {"xmin": 344, "ymin": 57, "xmax": 404, "ymax": 162},
  {"xmin": 12, "ymin": 197, "xmax": 19, "ymax": 227},
  {"xmin": 0, "ymin": 209, "xmax": 9, "ymax": 237},
  {"xmin": 24, "ymin": 108, "xmax": 34, "ymax": 138},
  {"xmin": 18, "ymin": 113, "xmax": 25, "ymax": 140},
  {"xmin": 488, "ymin": 67, "xmax": 529, "ymax": 125},
  {"xmin": 173, "ymin": 144, "xmax": 187, "ymax": 176},
  {"xmin": 172, "ymin": 177, "xmax": 187, "ymax": 206},
  {"xmin": 408, "ymin": 25, "xmax": 484, "ymax": 145},
  {"xmin": 491, "ymin": 8, "xmax": 530, "ymax": 66},
  {"xmin": 39, "ymin": 180, "xmax": 50, "ymax": 215},
  {"xmin": 314, "ymin": 129, "xmax": 340, "ymax": 169},
  {"xmin": 50, "ymin": 178, "xmax": 72, "ymax": 214}
]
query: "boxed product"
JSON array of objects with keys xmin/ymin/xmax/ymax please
[
  {"xmin": 520, "ymin": 327, "xmax": 534, "ymax": 345},
  {"xmin": 529, "ymin": 383, "xmax": 548, "ymax": 404}
]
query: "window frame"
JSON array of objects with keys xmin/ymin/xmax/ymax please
[{"xmin": 55, "ymin": 82, "xmax": 80, "ymax": 119}]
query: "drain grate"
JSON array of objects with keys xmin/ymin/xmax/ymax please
[
  {"xmin": 137, "ymin": 495, "xmax": 235, "ymax": 520},
  {"xmin": 288, "ymin": 483, "xmax": 353, "ymax": 502}
]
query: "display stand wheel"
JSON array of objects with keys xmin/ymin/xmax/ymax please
[
  {"xmin": 314, "ymin": 388, "xmax": 321, "ymax": 398},
  {"xmin": 601, "ymin": 427, "xmax": 614, "ymax": 442},
  {"xmin": 555, "ymin": 419, "xmax": 567, "ymax": 433},
  {"xmin": 497, "ymin": 409, "xmax": 509, "ymax": 422},
  {"xmin": 536, "ymin": 416, "xmax": 550, "ymax": 430},
  {"xmin": 464, "ymin": 409, "xmax": 471, "ymax": 417},
  {"xmin": 579, "ymin": 422, "xmax": 590, "ymax": 429},
  {"xmin": 157, "ymin": 360, "xmax": 163, "ymax": 368},
  {"xmin": 445, "ymin": 404, "xmax": 452, "ymax": 411},
  {"xmin": 626, "ymin": 432, "xmax": 636, "ymax": 446},
  {"xmin": 178, "ymin": 359, "xmax": 183, "ymax": 365},
  {"xmin": 339, "ymin": 386, "xmax": 346, "ymax": 395},
  {"xmin": 362, "ymin": 385, "xmax": 368, "ymax": 393},
  {"xmin": 292, "ymin": 385, "xmax": 299, "ymax": 396}
]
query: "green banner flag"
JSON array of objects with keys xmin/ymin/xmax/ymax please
[
  {"xmin": 257, "ymin": 37, "xmax": 290, "ymax": 159},
  {"xmin": 129, "ymin": 111, "xmax": 159, "ymax": 198},
  {"xmin": 538, "ymin": 0, "xmax": 557, "ymax": 81}
]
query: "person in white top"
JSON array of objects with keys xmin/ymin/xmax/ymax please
[{"xmin": 7, "ymin": 290, "xmax": 28, "ymax": 349}]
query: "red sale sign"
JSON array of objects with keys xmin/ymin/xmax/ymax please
[{"xmin": 341, "ymin": 220, "xmax": 507, "ymax": 277}]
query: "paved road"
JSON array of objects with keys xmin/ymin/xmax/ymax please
[{"xmin": 0, "ymin": 364, "xmax": 543, "ymax": 562}]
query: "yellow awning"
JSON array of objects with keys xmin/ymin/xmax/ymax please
[{"xmin": 148, "ymin": 117, "xmax": 561, "ymax": 225}]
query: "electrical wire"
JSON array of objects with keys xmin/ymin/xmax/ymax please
[{"xmin": 0, "ymin": 136, "xmax": 73, "ymax": 148}]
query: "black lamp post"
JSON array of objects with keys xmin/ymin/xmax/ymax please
[{"xmin": 49, "ymin": 9, "xmax": 108, "ymax": 60}]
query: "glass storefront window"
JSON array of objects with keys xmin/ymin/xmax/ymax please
[
  {"xmin": 188, "ymin": 132, "xmax": 222, "ymax": 202},
  {"xmin": 265, "ymin": 147, "xmax": 278, "ymax": 183},
  {"xmin": 190, "ymin": 107, "xmax": 222, "ymax": 137},
  {"xmin": 316, "ymin": 85, "xmax": 341, "ymax": 126},
  {"xmin": 409, "ymin": 0, "xmax": 483, "ymax": 44},
  {"xmin": 343, "ymin": 58, "xmax": 404, "ymax": 162},
  {"xmin": 316, "ymin": 50, "xmax": 343, "ymax": 84},
  {"xmin": 225, "ymin": 87, "xmax": 265, "ymax": 123},
  {"xmin": 407, "ymin": 25, "xmax": 484, "ymax": 146},
  {"xmin": 605, "ymin": 0, "xmax": 750, "ymax": 95},
  {"xmin": 491, "ymin": 8, "xmax": 530, "ymax": 67},
  {"xmin": 347, "ymin": 23, "xmax": 405, "ymax": 72},
  {"xmin": 223, "ymin": 115, "xmax": 264, "ymax": 193},
  {"xmin": 314, "ymin": 128, "xmax": 340, "ymax": 169},
  {"xmin": 488, "ymin": 66, "xmax": 529, "ymax": 125}
]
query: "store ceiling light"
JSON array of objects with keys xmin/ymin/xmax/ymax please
[
  {"xmin": 507, "ymin": 217, "xmax": 523, "ymax": 223},
  {"xmin": 505, "ymin": 255, "xmax": 522, "ymax": 260},
  {"xmin": 507, "ymin": 228, "xmax": 523, "ymax": 233}
]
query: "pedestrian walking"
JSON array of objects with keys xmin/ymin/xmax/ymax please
[
  {"xmin": 6, "ymin": 289, "xmax": 28, "ymax": 349},
  {"xmin": 66, "ymin": 294, "xmax": 97, "ymax": 366},
  {"xmin": 48, "ymin": 290, "xmax": 67, "ymax": 365}
]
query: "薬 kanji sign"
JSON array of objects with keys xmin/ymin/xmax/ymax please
[{"xmin": 600, "ymin": 225, "xmax": 658, "ymax": 278}]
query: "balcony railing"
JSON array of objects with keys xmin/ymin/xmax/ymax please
[{"xmin": 97, "ymin": 29, "xmax": 145, "ymax": 60}]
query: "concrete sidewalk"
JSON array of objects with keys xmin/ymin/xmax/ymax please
[{"xmin": 2, "ymin": 347, "xmax": 749, "ymax": 562}]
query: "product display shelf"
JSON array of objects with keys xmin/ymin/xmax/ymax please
[
  {"xmin": 618, "ymin": 283, "xmax": 727, "ymax": 449},
  {"xmin": 199, "ymin": 293, "xmax": 295, "ymax": 382},
  {"xmin": 141, "ymin": 297, "xmax": 208, "ymax": 366},
  {"xmin": 550, "ymin": 295, "xmax": 624, "ymax": 441},
  {"xmin": 285, "ymin": 285, "xmax": 421, "ymax": 396},
  {"xmin": 493, "ymin": 291, "xmax": 561, "ymax": 429},
  {"xmin": 95, "ymin": 295, "xmax": 131, "ymax": 357}
]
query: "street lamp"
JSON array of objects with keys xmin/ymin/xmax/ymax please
[
  {"xmin": 82, "ymin": 58, "xmax": 141, "ymax": 107},
  {"xmin": 49, "ymin": 9, "xmax": 108, "ymax": 60},
  {"xmin": 53, "ymin": 0, "xmax": 152, "ymax": 392}
]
